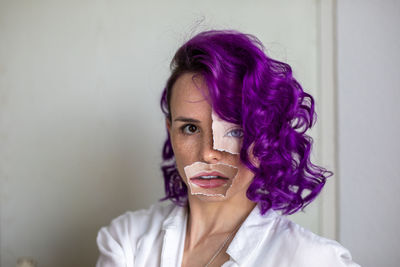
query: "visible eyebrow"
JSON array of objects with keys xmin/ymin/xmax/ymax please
[{"xmin": 174, "ymin": 116, "xmax": 201, "ymax": 123}]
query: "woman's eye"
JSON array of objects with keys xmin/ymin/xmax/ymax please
[
  {"xmin": 225, "ymin": 128, "xmax": 244, "ymax": 138},
  {"xmin": 182, "ymin": 124, "xmax": 199, "ymax": 135}
]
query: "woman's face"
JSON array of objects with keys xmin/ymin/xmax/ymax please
[{"xmin": 167, "ymin": 73, "xmax": 255, "ymax": 203}]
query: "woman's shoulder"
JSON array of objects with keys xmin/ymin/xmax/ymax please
[
  {"xmin": 101, "ymin": 202, "xmax": 178, "ymax": 236},
  {"xmin": 111, "ymin": 202, "xmax": 176, "ymax": 225},
  {"xmin": 97, "ymin": 203, "xmax": 178, "ymax": 246},
  {"xmin": 229, "ymin": 206, "xmax": 360, "ymax": 266},
  {"xmin": 96, "ymin": 202, "xmax": 181, "ymax": 267},
  {"xmin": 267, "ymin": 213, "xmax": 360, "ymax": 266},
  {"xmin": 273, "ymin": 214, "xmax": 343, "ymax": 248}
]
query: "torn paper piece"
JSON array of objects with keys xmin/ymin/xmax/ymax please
[
  {"xmin": 212, "ymin": 111, "xmax": 243, "ymax": 155},
  {"xmin": 184, "ymin": 161, "xmax": 238, "ymax": 197}
]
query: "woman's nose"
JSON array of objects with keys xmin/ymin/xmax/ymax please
[{"xmin": 200, "ymin": 132, "xmax": 223, "ymax": 163}]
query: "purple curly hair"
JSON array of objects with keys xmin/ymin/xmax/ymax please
[{"xmin": 160, "ymin": 30, "xmax": 332, "ymax": 215}]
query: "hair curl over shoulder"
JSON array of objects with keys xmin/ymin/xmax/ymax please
[{"xmin": 160, "ymin": 30, "xmax": 332, "ymax": 215}]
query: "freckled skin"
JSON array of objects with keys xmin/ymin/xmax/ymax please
[
  {"xmin": 167, "ymin": 73, "xmax": 254, "ymax": 203},
  {"xmin": 167, "ymin": 73, "xmax": 256, "ymax": 267}
]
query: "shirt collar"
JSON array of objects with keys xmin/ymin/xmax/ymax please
[
  {"xmin": 161, "ymin": 204, "xmax": 278, "ymax": 266},
  {"xmin": 162, "ymin": 204, "xmax": 187, "ymax": 230},
  {"xmin": 160, "ymin": 205, "xmax": 188, "ymax": 267},
  {"xmin": 226, "ymin": 205, "xmax": 278, "ymax": 265}
]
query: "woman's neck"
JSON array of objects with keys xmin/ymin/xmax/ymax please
[{"xmin": 185, "ymin": 195, "xmax": 256, "ymax": 249}]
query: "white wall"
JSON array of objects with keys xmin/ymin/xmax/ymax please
[
  {"xmin": 0, "ymin": 1, "xmax": 325, "ymax": 266},
  {"xmin": 337, "ymin": 1, "xmax": 400, "ymax": 266}
]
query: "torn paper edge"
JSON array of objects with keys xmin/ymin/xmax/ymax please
[
  {"xmin": 211, "ymin": 111, "xmax": 241, "ymax": 155},
  {"xmin": 184, "ymin": 161, "xmax": 238, "ymax": 197}
]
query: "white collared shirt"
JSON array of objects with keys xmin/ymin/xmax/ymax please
[{"xmin": 96, "ymin": 203, "xmax": 360, "ymax": 267}]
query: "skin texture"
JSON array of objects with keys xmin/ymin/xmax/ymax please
[{"xmin": 167, "ymin": 73, "xmax": 256, "ymax": 267}]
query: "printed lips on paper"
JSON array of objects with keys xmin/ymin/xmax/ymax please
[{"xmin": 184, "ymin": 162, "xmax": 238, "ymax": 197}]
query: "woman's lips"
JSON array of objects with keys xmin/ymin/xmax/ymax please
[
  {"xmin": 184, "ymin": 162, "xmax": 238, "ymax": 196},
  {"xmin": 189, "ymin": 171, "xmax": 230, "ymax": 189},
  {"xmin": 190, "ymin": 177, "xmax": 229, "ymax": 188},
  {"xmin": 191, "ymin": 171, "xmax": 228, "ymax": 178}
]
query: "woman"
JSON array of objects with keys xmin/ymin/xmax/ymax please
[{"xmin": 97, "ymin": 30, "xmax": 360, "ymax": 267}]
